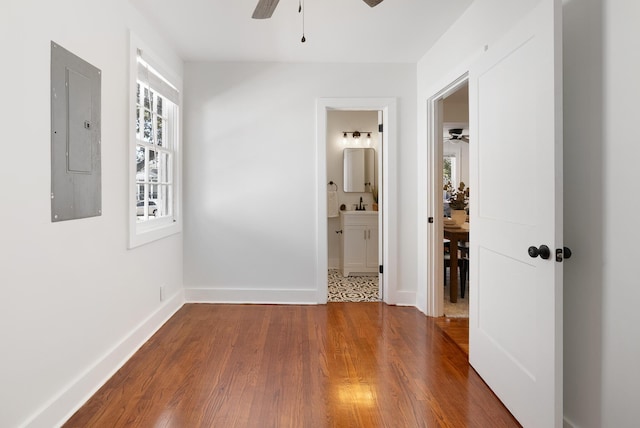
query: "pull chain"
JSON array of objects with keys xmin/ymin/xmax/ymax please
[{"xmin": 299, "ymin": 0, "xmax": 306, "ymax": 42}]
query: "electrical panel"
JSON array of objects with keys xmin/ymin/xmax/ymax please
[{"xmin": 51, "ymin": 41, "xmax": 101, "ymax": 222}]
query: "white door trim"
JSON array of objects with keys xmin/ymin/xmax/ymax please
[{"xmin": 316, "ymin": 98, "xmax": 397, "ymax": 304}]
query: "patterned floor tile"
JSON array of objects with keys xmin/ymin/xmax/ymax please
[{"xmin": 328, "ymin": 269, "xmax": 379, "ymax": 302}]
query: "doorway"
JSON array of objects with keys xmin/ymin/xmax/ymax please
[
  {"xmin": 326, "ymin": 110, "xmax": 381, "ymax": 302},
  {"xmin": 419, "ymin": 74, "xmax": 469, "ymax": 318},
  {"xmin": 315, "ymin": 98, "xmax": 397, "ymax": 305},
  {"xmin": 441, "ymin": 83, "xmax": 470, "ymax": 318}
]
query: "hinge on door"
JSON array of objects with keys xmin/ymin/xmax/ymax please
[
  {"xmin": 428, "ymin": 217, "xmax": 434, "ymax": 223},
  {"xmin": 379, "ymin": 265, "xmax": 383, "ymax": 274},
  {"xmin": 378, "ymin": 123, "xmax": 383, "ymax": 133}
]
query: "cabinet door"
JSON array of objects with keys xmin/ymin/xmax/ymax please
[
  {"xmin": 366, "ymin": 226, "xmax": 379, "ymax": 269},
  {"xmin": 343, "ymin": 225, "xmax": 367, "ymax": 269}
]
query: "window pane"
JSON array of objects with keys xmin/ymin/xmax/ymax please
[
  {"xmin": 443, "ymin": 157, "xmax": 452, "ymax": 185},
  {"xmin": 147, "ymin": 184, "xmax": 159, "ymax": 217},
  {"xmin": 136, "ymin": 146, "xmax": 146, "ymax": 182},
  {"xmin": 143, "ymin": 87, "xmax": 153, "ymax": 110},
  {"xmin": 136, "ymin": 107, "xmax": 141, "ymax": 137},
  {"xmin": 143, "ymin": 109, "xmax": 153, "ymax": 143},
  {"xmin": 136, "ymin": 184, "xmax": 148, "ymax": 222},
  {"xmin": 136, "ymin": 83, "xmax": 141, "ymax": 105},
  {"xmin": 158, "ymin": 152, "xmax": 169, "ymax": 182},
  {"xmin": 443, "ymin": 155, "xmax": 457, "ymax": 187},
  {"xmin": 148, "ymin": 150, "xmax": 158, "ymax": 182},
  {"xmin": 156, "ymin": 116, "xmax": 164, "ymax": 147},
  {"xmin": 157, "ymin": 184, "xmax": 169, "ymax": 217},
  {"xmin": 156, "ymin": 96, "xmax": 163, "ymax": 116},
  {"xmin": 149, "ymin": 184, "xmax": 157, "ymax": 201}
]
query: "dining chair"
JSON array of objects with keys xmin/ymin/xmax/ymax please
[
  {"xmin": 443, "ymin": 239, "xmax": 451, "ymax": 285},
  {"xmin": 458, "ymin": 241, "xmax": 470, "ymax": 298}
]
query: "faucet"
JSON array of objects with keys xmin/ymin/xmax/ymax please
[{"xmin": 358, "ymin": 197, "xmax": 364, "ymax": 211}]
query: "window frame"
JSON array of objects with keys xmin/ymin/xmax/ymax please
[{"xmin": 129, "ymin": 33, "xmax": 182, "ymax": 248}]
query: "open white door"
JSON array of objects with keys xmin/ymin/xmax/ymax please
[{"xmin": 468, "ymin": 0, "xmax": 563, "ymax": 426}]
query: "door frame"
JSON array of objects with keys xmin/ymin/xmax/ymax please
[
  {"xmin": 316, "ymin": 98, "xmax": 397, "ymax": 304},
  {"xmin": 419, "ymin": 73, "xmax": 470, "ymax": 316}
]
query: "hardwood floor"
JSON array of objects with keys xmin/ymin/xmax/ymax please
[
  {"xmin": 64, "ymin": 303, "xmax": 519, "ymax": 427},
  {"xmin": 433, "ymin": 317, "xmax": 469, "ymax": 355}
]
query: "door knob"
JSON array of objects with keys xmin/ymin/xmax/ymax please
[{"xmin": 528, "ymin": 245, "xmax": 551, "ymax": 259}]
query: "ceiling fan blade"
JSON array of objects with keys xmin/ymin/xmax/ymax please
[
  {"xmin": 252, "ymin": 0, "xmax": 280, "ymax": 19},
  {"xmin": 362, "ymin": 0, "xmax": 384, "ymax": 7},
  {"xmin": 461, "ymin": 136, "xmax": 470, "ymax": 143}
]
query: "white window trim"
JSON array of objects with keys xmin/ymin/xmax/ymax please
[{"xmin": 129, "ymin": 32, "xmax": 182, "ymax": 248}]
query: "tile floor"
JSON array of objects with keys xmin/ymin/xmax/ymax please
[
  {"xmin": 327, "ymin": 269, "xmax": 468, "ymax": 317},
  {"xmin": 327, "ymin": 269, "xmax": 379, "ymax": 302}
]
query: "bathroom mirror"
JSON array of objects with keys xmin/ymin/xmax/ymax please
[{"xmin": 343, "ymin": 148, "xmax": 376, "ymax": 192}]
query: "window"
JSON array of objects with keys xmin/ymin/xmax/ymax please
[
  {"xmin": 129, "ymin": 37, "xmax": 181, "ymax": 247},
  {"xmin": 135, "ymin": 74, "xmax": 175, "ymax": 221},
  {"xmin": 443, "ymin": 153, "xmax": 458, "ymax": 189}
]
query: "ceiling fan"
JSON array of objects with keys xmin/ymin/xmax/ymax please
[
  {"xmin": 445, "ymin": 128, "xmax": 469, "ymax": 143},
  {"xmin": 252, "ymin": 0, "xmax": 384, "ymax": 19}
]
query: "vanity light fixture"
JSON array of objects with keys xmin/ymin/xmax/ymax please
[{"xmin": 342, "ymin": 130, "xmax": 372, "ymax": 146}]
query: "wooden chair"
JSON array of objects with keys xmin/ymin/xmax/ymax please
[
  {"xmin": 444, "ymin": 239, "xmax": 451, "ymax": 285},
  {"xmin": 458, "ymin": 242, "xmax": 470, "ymax": 298}
]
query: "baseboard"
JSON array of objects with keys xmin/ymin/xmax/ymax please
[
  {"xmin": 185, "ymin": 287, "xmax": 318, "ymax": 304},
  {"xmin": 23, "ymin": 291, "xmax": 184, "ymax": 428},
  {"xmin": 391, "ymin": 290, "xmax": 417, "ymax": 306}
]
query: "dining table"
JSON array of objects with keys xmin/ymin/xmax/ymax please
[{"xmin": 444, "ymin": 222, "xmax": 470, "ymax": 303}]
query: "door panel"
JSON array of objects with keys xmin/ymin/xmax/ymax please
[
  {"xmin": 469, "ymin": 0, "xmax": 563, "ymax": 426},
  {"xmin": 477, "ymin": 247, "xmax": 537, "ymax": 373},
  {"xmin": 477, "ymin": 38, "xmax": 539, "ymax": 226}
]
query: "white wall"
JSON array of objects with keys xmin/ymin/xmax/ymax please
[
  {"xmin": 416, "ymin": 0, "xmax": 640, "ymax": 426},
  {"xmin": 182, "ymin": 62, "xmax": 416, "ymax": 303},
  {"xmin": 0, "ymin": 2, "xmax": 184, "ymax": 427},
  {"xmin": 326, "ymin": 111, "xmax": 379, "ymax": 268},
  {"xmin": 564, "ymin": 0, "xmax": 640, "ymax": 426},
  {"xmin": 443, "ymin": 99, "xmax": 469, "ymax": 123}
]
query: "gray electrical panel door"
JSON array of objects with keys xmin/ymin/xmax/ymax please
[{"xmin": 51, "ymin": 41, "xmax": 101, "ymax": 222}]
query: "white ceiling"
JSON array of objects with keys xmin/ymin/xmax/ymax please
[{"xmin": 130, "ymin": 0, "xmax": 473, "ymax": 63}]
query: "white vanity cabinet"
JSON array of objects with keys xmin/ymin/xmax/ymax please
[{"xmin": 340, "ymin": 211, "xmax": 378, "ymax": 277}]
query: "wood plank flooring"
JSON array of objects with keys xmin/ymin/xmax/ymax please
[
  {"xmin": 64, "ymin": 303, "xmax": 519, "ymax": 427},
  {"xmin": 433, "ymin": 317, "xmax": 469, "ymax": 355}
]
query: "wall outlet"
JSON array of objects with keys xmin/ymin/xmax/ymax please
[{"xmin": 159, "ymin": 285, "xmax": 165, "ymax": 302}]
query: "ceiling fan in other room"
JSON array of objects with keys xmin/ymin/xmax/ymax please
[
  {"xmin": 252, "ymin": 0, "xmax": 384, "ymax": 19},
  {"xmin": 445, "ymin": 128, "xmax": 469, "ymax": 143}
]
